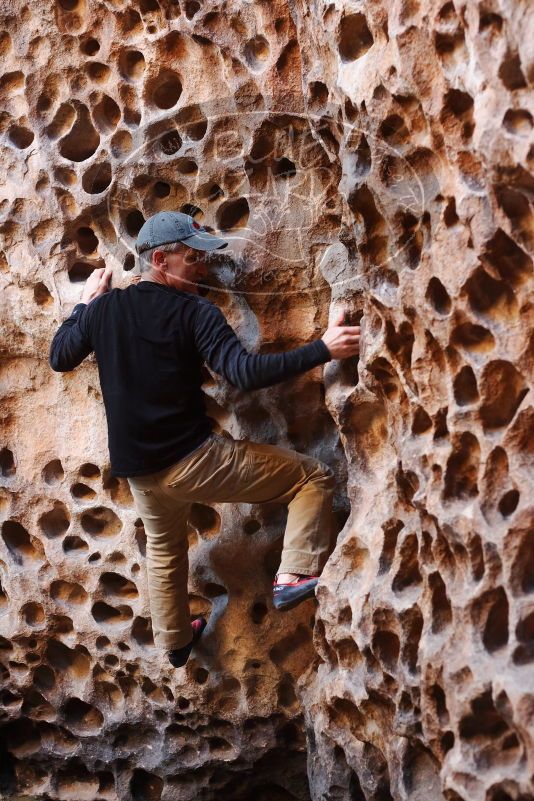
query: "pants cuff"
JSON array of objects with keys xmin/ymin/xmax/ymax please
[
  {"xmin": 277, "ymin": 567, "xmax": 321, "ymax": 577},
  {"xmin": 153, "ymin": 623, "xmax": 193, "ymax": 650}
]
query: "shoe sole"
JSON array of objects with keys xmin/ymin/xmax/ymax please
[{"xmin": 273, "ymin": 579, "xmax": 319, "ymax": 611}]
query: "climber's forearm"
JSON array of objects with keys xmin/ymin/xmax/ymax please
[
  {"xmin": 229, "ymin": 338, "xmax": 332, "ymax": 391},
  {"xmin": 49, "ymin": 303, "xmax": 92, "ymax": 372}
]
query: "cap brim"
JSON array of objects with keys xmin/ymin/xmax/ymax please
[{"xmin": 180, "ymin": 231, "xmax": 229, "ymax": 251}]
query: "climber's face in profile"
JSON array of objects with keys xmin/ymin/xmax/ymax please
[{"xmin": 151, "ymin": 243, "xmax": 209, "ymax": 294}]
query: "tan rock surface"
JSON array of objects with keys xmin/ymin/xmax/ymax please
[{"xmin": 0, "ymin": 0, "xmax": 532, "ymax": 799}]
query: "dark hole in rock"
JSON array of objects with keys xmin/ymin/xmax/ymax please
[
  {"xmin": 443, "ymin": 197, "xmax": 459, "ymax": 226},
  {"xmin": 189, "ymin": 503, "xmax": 220, "ymax": 539},
  {"xmin": 81, "ymin": 506, "xmax": 122, "ymax": 538},
  {"xmin": 92, "ymin": 601, "xmax": 133, "ymax": 624},
  {"xmin": 463, "ymin": 266, "xmax": 517, "ymax": 321},
  {"xmin": 203, "ymin": 582, "xmax": 226, "ymax": 598},
  {"xmin": 125, "ymin": 209, "xmax": 145, "ymax": 238},
  {"xmin": 379, "ymin": 114, "xmax": 409, "ymax": 144},
  {"xmin": 159, "ymin": 129, "xmax": 182, "ymax": 155},
  {"xmin": 76, "ymin": 226, "xmax": 98, "ymax": 254},
  {"xmin": 79, "ymin": 462, "xmax": 100, "ymax": 478},
  {"xmin": 151, "ymin": 72, "xmax": 182, "ymax": 110},
  {"xmin": 441, "ymin": 731, "xmax": 455, "ymax": 754},
  {"xmin": 273, "ymin": 157, "xmax": 296, "ymax": 178},
  {"xmin": 135, "ymin": 520, "xmax": 147, "ymax": 556},
  {"xmin": 276, "ymin": 39, "xmax": 299, "ymax": 73},
  {"xmin": 498, "ymin": 51, "xmax": 527, "ymax": 90},
  {"xmin": 479, "ymin": 360, "xmax": 528, "ymax": 430},
  {"xmin": 8, "ymin": 125, "xmax": 34, "ymax": 149},
  {"xmin": 184, "ymin": 0, "xmax": 200, "ymax": 19},
  {"xmin": 130, "ymin": 768, "xmax": 163, "ymax": 801},
  {"xmin": 338, "ymin": 13, "xmax": 374, "ymax": 61},
  {"xmin": 22, "ymin": 602, "xmax": 45, "ymax": 627},
  {"xmin": 453, "ymin": 365, "xmax": 478, "ymax": 406},
  {"xmin": 131, "ymin": 616, "xmax": 154, "ymax": 648},
  {"xmin": 0, "ymin": 447, "xmax": 15, "ymax": 477},
  {"xmin": 119, "ymin": 49, "xmax": 146, "ymax": 81},
  {"xmin": 503, "ymin": 109, "xmax": 532, "ymax": 136},
  {"xmin": 400, "ymin": 606, "xmax": 423, "ymax": 673},
  {"xmin": 251, "ymin": 601, "xmax": 268, "ymax": 624},
  {"xmin": 471, "ymin": 587, "xmax": 509, "ymax": 653},
  {"xmin": 308, "ymin": 80, "xmax": 328, "ymax": 106},
  {"xmin": 42, "ymin": 459, "xmax": 64, "ymax": 484},
  {"xmin": 46, "ymin": 639, "xmax": 90, "ymax": 677},
  {"xmin": 482, "ymin": 228, "xmax": 532, "ymax": 288},
  {"xmin": 451, "ymin": 322, "xmax": 495, "ymax": 352},
  {"xmin": 498, "ymin": 489, "xmax": 519, "ymax": 517},
  {"xmin": 33, "ymin": 664, "xmax": 55, "ymax": 691},
  {"xmin": 392, "ymin": 533, "xmax": 422, "ymax": 593},
  {"xmin": 433, "ymin": 407, "xmax": 449, "ymax": 439},
  {"xmin": 426, "ymin": 276, "xmax": 451, "ymax": 315},
  {"xmin": 93, "ymin": 95, "xmax": 121, "ymax": 133},
  {"xmin": 429, "ymin": 571, "xmax": 452, "ymax": 632},
  {"xmin": 34, "ymin": 282, "xmax": 53, "ymax": 306},
  {"xmin": 243, "ymin": 518, "xmax": 261, "ymax": 535},
  {"xmin": 243, "ymin": 34, "xmax": 270, "ymax": 71},
  {"xmin": 194, "ymin": 667, "xmax": 209, "ymax": 684},
  {"xmin": 217, "ymin": 197, "xmax": 250, "ymax": 231},
  {"xmin": 412, "ymin": 406, "xmax": 432, "ymax": 435},
  {"xmin": 81, "ymin": 37, "xmax": 100, "ymax": 56},
  {"xmin": 71, "ymin": 482, "xmax": 96, "ymax": 500},
  {"xmin": 402, "ymin": 742, "xmax": 442, "ymax": 798},
  {"xmin": 175, "ymin": 105, "xmax": 209, "ymax": 141},
  {"xmin": 459, "ymin": 690, "xmax": 509, "ymax": 740},
  {"xmin": 82, "ymin": 162, "xmax": 112, "ymax": 194},
  {"xmin": 495, "ymin": 187, "xmax": 532, "ymax": 249},
  {"xmin": 372, "ymin": 629, "xmax": 400, "ymax": 672},
  {"xmin": 63, "ymin": 535, "xmax": 88, "ymax": 554},
  {"xmin": 513, "ymin": 611, "xmax": 534, "ymax": 664},
  {"xmin": 51, "ymin": 580, "xmax": 88, "ymax": 606},
  {"xmin": 62, "ymin": 697, "xmax": 104, "ymax": 733},
  {"xmin": 443, "ymin": 431, "xmax": 480, "ymax": 501},
  {"xmin": 59, "ymin": 104, "xmax": 100, "ymax": 161},
  {"xmin": 86, "ymin": 62, "xmax": 111, "ymax": 82},
  {"xmin": 69, "ymin": 262, "xmax": 98, "ymax": 282},
  {"xmin": 99, "ymin": 572, "xmax": 138, "ymax": 599},
  {"xmin": 123, "ymin": 253, "xmax": 135, "ymax": 271},
  {"xmin": 479, "ymin": 11, "xmax": 503, "ymax": 31},
  {"xmin": 442, "ymin": 88, "xmax": 474, "ymax": 118},
  {"xmin": 1, "ymin": 520, "xmax": 43, "ymax": 565},
  {"xmin": 153, "ymin": 181, "xmax": 170, "ymax": 198}
]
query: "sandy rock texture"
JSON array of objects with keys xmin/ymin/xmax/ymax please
[{"xmin": 0, "ymin": 0, "xmax": 532, "ymax": 799}]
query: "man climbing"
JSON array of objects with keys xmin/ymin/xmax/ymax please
[{"xmin": 49, "ymin": 211, "xmax": 361, "ymax": 668}]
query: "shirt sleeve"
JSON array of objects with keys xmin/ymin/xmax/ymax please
[
  {"xmin": 49, "ymin": 302, "xmax": 94, "ymax": 372},
  {"xmin": 193, "ymin": 302, "xmax": 332, "ymax": 392}
]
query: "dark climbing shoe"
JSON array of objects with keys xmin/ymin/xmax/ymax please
[
  {"xmin": 168, "ymin": 616, "xmax": 207, "ymax": 667},
  {"xmin": 272, "ymin": 575, "xmax": 319, "ymax": 611}
]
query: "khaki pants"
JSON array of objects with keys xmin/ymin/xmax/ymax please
[{"xmin": 127, "ymin": 430, "xmax": 336, "ymax": 650}]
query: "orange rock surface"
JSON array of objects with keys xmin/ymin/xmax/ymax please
[{"xmin": 0, "ymin": 1, "xmax": 532, "ymax": 799}]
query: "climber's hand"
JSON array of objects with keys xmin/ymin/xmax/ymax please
[
  {"xmin": 82, "ymin": 266, "xmax": 112, "ymax": 304},
  {"xmin": 321, "ymin": 308, "xmax": 361, "ymax": 359}
]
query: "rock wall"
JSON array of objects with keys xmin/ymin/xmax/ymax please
[{"xmin": 0, "ymin": 1, "xmax": 532, "ymax": 800}]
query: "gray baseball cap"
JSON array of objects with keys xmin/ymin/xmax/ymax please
[{"xmin": 135, "ymin": 211, "xmax": 229, "ymax": 254}]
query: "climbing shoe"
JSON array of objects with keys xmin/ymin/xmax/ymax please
[
  {"xmin": 272, "ymin": 575, "xmax": 319, "ymax": 611},
  {"xmin": 168, "ymin": 616, "xmax": 207, "ymax": 667}
]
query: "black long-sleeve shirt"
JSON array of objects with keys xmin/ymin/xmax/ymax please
[{"xmin": 49, "ymin": 281, "xmax": 332, "ymax": 477}]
